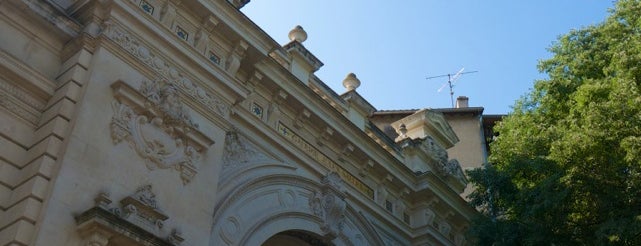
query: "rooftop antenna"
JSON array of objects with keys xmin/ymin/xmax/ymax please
[{"xmin": 426, "ymin": 68, "xmax": 478, "ymax": 107}]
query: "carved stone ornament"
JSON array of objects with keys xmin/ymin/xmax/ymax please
[
  {"xmin": 101, "ymin": 20, "xmax": 229, "ymax": 117},
  {"xmin": 222, "ymin": 131, "xmax": 273, "ymax": 171},
  {"xmin": 309, "ymin": 172, "xmax": 347, "ymax": 239},
  {"xmin": 75, "ymin": 186, "xmax": 184, "ymax": 246},
  {"xmin": 445, "ymin": 159, "xmax": 467, "ymax": 185},
  {"xmin": 419, "ymin": 137, "xmax": 467, "ymax": 183},
  {"xmin": 110, "ymin": 80, "xmax": 214, "ymax": 184}
]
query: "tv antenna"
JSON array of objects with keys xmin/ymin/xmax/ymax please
[{"xmin": 426, "ymin": 68, "xmax": 478, "ymax": 107}]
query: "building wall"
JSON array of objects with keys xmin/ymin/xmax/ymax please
[
  {"xmin": 442, "ymin": 113, "xmax": 486, "ymax": 172},
  {"xmin": 0, "ymin": 1, "xmax": 475, "ymax": 245}
]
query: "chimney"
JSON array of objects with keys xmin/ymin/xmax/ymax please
[{"xmin": 456, "ymin": 96, "xmax": 469, "ymax": 108}]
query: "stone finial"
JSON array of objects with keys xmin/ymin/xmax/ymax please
[
  {"xmin": 288, "ymin": 25, "xmax": 307, "ymax": 43},
  {"xmin": 342, "ymin": 73, "xmax": 361, "ymax": 91}
]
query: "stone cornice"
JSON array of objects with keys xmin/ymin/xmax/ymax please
[
  {"xmin": 251, "ymin": 58, "xmax": 474, "ymax": 241},
  {"xmin": 94, "ymin": 1, "xmax": 475, "ymax": 240},
  {"xmin": 105, "ymin": 0, "xmax": 251, "ymax": 101},
  {"xmin": 99, "ymin": 19, "xmax": 236, "ymax": 128},
  {"xmin": 254, "ymin": 57, "xmax": 458, "ymax": 204},
  {"xmin": 415, "ymin": 172, "xmax": 477, "ymax": 221},
  {"xmin": 391, "ymin": 109, "xmax": 459, "ymax": 148},
  {"xmin": 283, "ymin": 41, "xmax": 324, "ymax": 72},
  {"xmin": 195, "ymin": 0, "xmax": 276, "ymax": 55},
  {"xmin": 11, "ymin": 0, "xmax": 81, "ymax": 38},
  {"xmin": 341, "ymin": 90, "xmax": 376, "ymax": 116},
  {"xmin": 76, "ymin": 207, "xmax": 175, "ymax": 246}
]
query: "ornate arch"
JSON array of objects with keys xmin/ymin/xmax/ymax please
[{"xmin": 210, "ymin": 173, "xmax": 383, "ymax": 246}]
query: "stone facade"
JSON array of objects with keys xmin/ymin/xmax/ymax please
[
  {"xmin": 370, "ymin": 97, "xmax": 503, "ymax": 198},
  {"xmin": 0, "ymin": 0, "xmax": 475, "ymax": 245}
]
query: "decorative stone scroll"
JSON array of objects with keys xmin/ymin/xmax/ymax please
[
  {"xmin": 309, "ymin": 172, "xmax": 347, "ymax": 239},
  {"xmin": 76, "ymin": 186, "xmax": 184, "ymax": 246},
  {"xmin": 110, "ymin": 79, "xmax": 214, "ymax": 184}
]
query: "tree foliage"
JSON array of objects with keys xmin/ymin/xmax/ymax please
[{"xmin": 467, "ymin": 1, "xmax": 641, "ymax": 244}]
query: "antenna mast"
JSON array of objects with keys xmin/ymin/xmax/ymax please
[{"xmin": 426, "ymin": 68, "xmax": 478, "ymax": 107}]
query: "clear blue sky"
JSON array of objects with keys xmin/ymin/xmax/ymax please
[{"xmin": 242, "ymin": 1, "xmax": 614, "ymax": 114}]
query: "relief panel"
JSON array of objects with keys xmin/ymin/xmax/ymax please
[{"xmin": 110, "ymin": 79, "xmax": 214, "ymax": 184}]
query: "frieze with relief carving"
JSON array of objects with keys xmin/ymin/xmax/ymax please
[
  {"xmin": 110, "ymin": 79, "xmax": 214, "ymax": 184},
  {"xmin": 101, "ymin": 20, "xmax": 230, "ymax": 117}
]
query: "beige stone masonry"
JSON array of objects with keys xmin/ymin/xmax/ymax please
[
  {"xmin": 0, "ymin": 110, "xmax": 34, "ymax": 147},
  {"xmin": 0, "ymin": 219, "xmax": 35, "ymax": 245},
  {"xmin": 33, "ymin": 117, "xmax": 68, "ymax": 144},
  {"xmin": 0, "ymin": 181, "xmax": 9, "ymax": 210},
  {"xmin": 0, "ymin": 159, "xmax": 17, "ymax": 187},
  {"xmin": 0, "ymin": 43, "xmax": 93, "ymax": 246},
  {"xmin": 23, "ymin": 136, "xmax": 63, "ymax": 168},
  {"xmin": 39, "ymin": 99, "xmax": 75, "ymax": 125},
  {"xmin": 0, "ymin": 137, "xmax": 26, "ymax": 167},
  {"xmin": 44, "ymin": 82, "xmax": 82, "ymax": 109},
  {"xmin": 54, "ymin": 65, "xmax": 88, "ymax": 88},
  {"xmin": 0, "ymin": 156, "xmax": 55, "ymax": 190},
  {"xmin": 60, "ymin": 49, "xmax": 93, "ymax": 73},
  {"xmin": 0, "ymin": 197, "xmax": 41, "ymax": 229},
  {"xmin": 3, "ymin": 176, "xmax": 48, "ymax": 209}
]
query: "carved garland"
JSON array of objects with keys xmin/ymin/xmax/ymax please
[
  {"xmin": 111, "ymin": 79, "xmax": 214, "ymax": 184},
  {"xmin": 101, "ymin": 20, "xmax": 230, "ymax": 117}
]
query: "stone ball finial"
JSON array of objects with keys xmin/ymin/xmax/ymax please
[
  {"xmin": 288, "ymin": 25, "xmax": 307, "ymax": 43},
  {"xmin": 342, "ymin": 73, "xmax": 361, "ymax": 91}
]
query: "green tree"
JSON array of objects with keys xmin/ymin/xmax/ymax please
[{"xmin": 467, "ymin": 1, "xmax": 641, "ymax": 244}]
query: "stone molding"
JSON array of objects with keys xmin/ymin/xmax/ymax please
[
  {"xmin": 101, "ymin": 20, "xmax": 230, "ymax": 118},
  {"xmin": 0, "ymin": 54, "xmax": 51, "ymax": 125},
  {"xmin": 76, "ymin": 186, "xmax": 183, "ymax": 246},
  {"xmin": 391, "ymin": 109, "xmax": 459, "ymax": 148},
  {"xmin": 309, "ymin": 172, "xmax": 348, "ymax": 240},
  {"xmin": 283, "ymin": 41, "xmax": 324, "ymax": 72},
  {"xmin": 110, "ymin": 80, "xmax": 214, "ymax": 184}
]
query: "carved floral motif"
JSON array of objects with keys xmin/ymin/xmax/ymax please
[
  {"xmin": 111, "ymin": 79, "xmax": 211, "ymax": 184},
  {"xmin": 101, "ymin": 20, "xmax": 229, "ymax": 117}
]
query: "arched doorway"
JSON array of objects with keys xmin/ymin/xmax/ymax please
[
  {"xmin": 211, "ymin": 172, "xmax": 384, "ymax": 246},
  {"xmin": 262, "ymin": 230, "xmax": 330, "ymax": 246}
]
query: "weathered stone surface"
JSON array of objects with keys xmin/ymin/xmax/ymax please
[{"xmin": 0, "ymin": 1, "xmax": 478, "ymax": 246}]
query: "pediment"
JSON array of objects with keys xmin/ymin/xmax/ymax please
[{"xmin": 390, "ymin": 109, "xmax": 459, "ymax": 148}]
